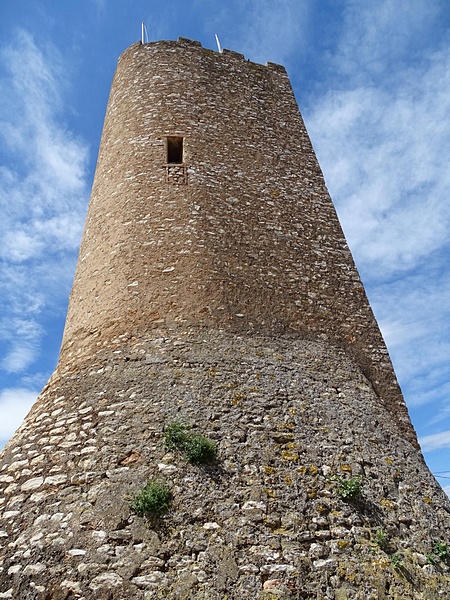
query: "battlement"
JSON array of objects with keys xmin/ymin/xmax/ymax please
[{"xmin": 138, "ymin": 36, "xmax": 287, "ymax": 73}]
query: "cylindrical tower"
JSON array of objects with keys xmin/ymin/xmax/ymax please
[
  {"xmin": 1, "ymin": 39, "xmax": 449, "ymax": 599},
  {"xmin": 61, "ymin": 39, "xmax": 409, "ymax": 439}
]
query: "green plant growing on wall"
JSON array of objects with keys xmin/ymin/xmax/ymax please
[
  {"xmin": 375, "ymin": 528, "xmax": 390, "ymax": 553},
  {"xmin": 130, "ymin": 480, "xmax": 172, "ymax": 518},
  {"xmin": 428, "ymin": 541, "xmax": 450, "ymax": 565},
  {"xmin": 332, "ymin": 475, "xmax": 363, "ymax": 502},
  {"xmin": 163, "ymin": 422, "xmax": 188, "ymax": 451},
  {"xmin": 164, "ymin": 422, "xmax": 217, "ymax": 464},
  {"xmin": 390, "ymin": 553, "xmax": 403, "ymax": 570}
]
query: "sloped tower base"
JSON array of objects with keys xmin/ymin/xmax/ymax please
[{"xmin": 1, "ymin": 328, "xmax": 449, "ymax": 599}]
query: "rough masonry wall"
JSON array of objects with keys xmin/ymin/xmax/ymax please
[
  {"xmin": 0, "ymin": 330, "xmax": 449, "ymax": 599},
  {"xmin": 1, "ymin": 38, "xmax": 449, "ymax": 599},
  {"xmin": 60, "ymin": 39, "xmax": 411, "ymax": 441}
]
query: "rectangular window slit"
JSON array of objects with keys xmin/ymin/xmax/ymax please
[{"xmin": 167, "ymin": 136, "xmax": 184, "ymax": 164}]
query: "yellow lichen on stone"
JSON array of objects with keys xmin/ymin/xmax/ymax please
[
  {"xmin": 281, "ymin": 450, "xmax": 299, "ymax": 462},
  {"xmin": 231, "ymin": 392, "xmax": 245, "ymax": 405},
  {"xmin": 264, "ymin": 465, "xmax": 276, "ymax": 475},
  {"xmin": 285, "ymin": 442, "xmax": 298, "ymax": 450},
  {"xmin": 380, "ymin": 498, "xmax": 397, "ymax": 510}
]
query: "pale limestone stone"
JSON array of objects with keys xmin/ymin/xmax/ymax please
[
  {"xmin": 90, "ymin": 571, "xmax": 123, "ymax": 590},
  {"xmin": 7, "ymin": 565, "xmax": 22, "ymax": 575},
  {"xmin": 68, "ymin": 548, "xmax": 86, "ymax": 556},
  {"xmin": 261, "ymin": 563, "xmax": 296, "ymax": 574},
  {"xmin": 3, "ymin": 511, "xmax": 20, "ymax": 519},
  {"xmin": 29, "ymin": 491, "xmax": 50, "ymax": 502},
  {"xmin": 21, "ymin": 476, "xmax": 44, "ymax": 491},
  {"xmin": 157, "ymin": 463, "xmax": 177, "ymax": 473},
  {"xmin": 23, "ymin": 563, "xmax": 46, "ymax": 575},
  {"xmin": 61, "ymin": 580, "xmax": 82, "ymax": 594},
  {"xmin": 242, "ymin": 500, "xmax": 266, "ymax": 511},
  {"xmin": 4, "ymin": 483, "xmax": 19, "ymax": 496},
  {"xmin": 50, "ymin": 512, "xmax": 65, "ymax": 522},
  {"xmin": 30, "ymin": 454, "xmax": 45, "ymax": 465},
  {"xmin": 131, "ymin": 573, "xmax": 166, "ymax": 588},
  {"xmin": 203, "ymin": 522, "xmax": 220, "ymax": 530},
  {"xmin": 44, "ymin": 474, "xmax": 68, "ymax": 486},
  {"xmin": 313, "ymin": 558, "xmax": 338, "ymax": 570}
]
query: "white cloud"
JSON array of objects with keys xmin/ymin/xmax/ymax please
[
  {"xmin": 0, "ymin": 318, "xmax": 43, "ymax": 373},
  {"xmin": 419, "ymin": 430, "xmax": 450, "ymax": 452},
  {"xmin": 0, "ymin": 30, "xmax": 88, "ymax": 261},
  {"xmin": 0, "ymin": 388, "xmax": 38, "ymax": 443},
  {"xmin": 307, "ymin": 49, "xmax": 450, "ymax": 279},
  {"xmin": 0, "ymin": 29, "xmax": 89, "ymax": 374},
  {"xmin": 204, "ymin": 0, "xmax": 310, "ymax": 66},
  {"xmin": 334, "ymin": 0, "xmax": 440, "ymax": 81},
  {"xmin": 303, "ymin": 1, "xmax": 450, "ymax": 438}
]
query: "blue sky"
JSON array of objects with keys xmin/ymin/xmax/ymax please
[{"xmin": 0, "ymin": 1, "xmax": 449, "ymax": 494}]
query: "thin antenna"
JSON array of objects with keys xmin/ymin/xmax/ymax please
[
  {"xmin": 215, "ymin": 34, "xmax": 222, "ymax": 53},
  {"xmin": 141, "ymin": 22, "xmax": 149, "ymax": 44}
]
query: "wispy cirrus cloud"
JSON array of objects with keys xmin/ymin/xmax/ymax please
[
  {"xmin": 304, "ymin": 0, "xmax": 450, "ymax": 475},
  {"xmin": 0, "ymin": 29, "xmax": 89, "ymax": 375},
  {"xmin": 307, "ymin": 52, "xmax": 450, "ymax": 279},
  {"xmin": 0, "ymin": 318, "xmax": 43, "ymax": 373},
  {"xmin": 419, "ymin": 430, "xmax": 450, "ymax": 452},
  {"xmin": 0, "ymin": 388, "xmax": 38, "ymax": 446},
  {"xmin": 201, "ymin": 0, "xmax": 310, "ymax": 66},
  {"xmin": 335, "ymin": 0, "xmax": 439, "ymax": 79}
]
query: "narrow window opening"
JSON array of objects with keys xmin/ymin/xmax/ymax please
[{"xmin": 167, "ymin": 136, "xmax": 184, "ymax": 164}]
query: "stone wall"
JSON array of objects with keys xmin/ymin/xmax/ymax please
[
  {"xmin": 60, "ymin": 38, "xmax": 411, "ymax": 443},
  {"xmin": 1, "ymin": 329, "xmax": 449, "ymax": 598}
]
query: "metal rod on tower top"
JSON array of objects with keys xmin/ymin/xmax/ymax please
[
  {"xmin": 141, "ymin": 22, "xmax": 148, "ymax": 44},
  {"xmin": 215, "ymin": 34, "xmax": 222, "ymax": 53}
]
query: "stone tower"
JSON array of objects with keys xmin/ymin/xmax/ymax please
[{"xmin": 1, "ymin": 38, "xmax": 449, "ymax": 599}]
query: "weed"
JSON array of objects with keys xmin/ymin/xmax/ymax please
[
  {"xmin": 375, "ymin": 529, "xmax": 389, "ymax": 552},
  {"xmin": 183, "ymin": 434, "xmax": 217, "ymax": 463},
  {"xmin": 428, "ymin": 541, "xmax": 450, "ymax": 565},
  {"xmin": 130, "ymin": 480, "xmax": 171, "ymax": 518},
  {"xmin": 332, "ymin": 475, "xmax": 363, "ymax": 502},
  {"xmin": 163, "ymin": 422, "xmax": 188, "ymax": 452},
  {"xmin": 390, "ymin": 553, "xmax": 402, "ymax": 569},
  {"xmin": 163, "ymin": 422, "xmax": 217, "ymax": 464}
]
